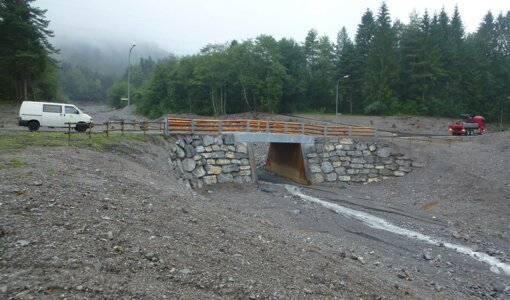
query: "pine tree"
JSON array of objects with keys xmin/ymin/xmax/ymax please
[
  {"xmin": 363, "ymin": 2, "xmax": 399, "ymax": 114},
  {"xmin": 352, "ymin": 9, "xmax": 376, "ymax": 111},
  {"xmin": 0, "ymin": 0, "xmax": 58, "ymax": 100}
]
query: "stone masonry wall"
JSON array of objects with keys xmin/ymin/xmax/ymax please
[
  {"xmin": 169, "ymin": 135, "xmax": 252, "ymax": 189},
  {"xmin": 304, "ymin": 137, "xmax": 413, "ymax": 184}
]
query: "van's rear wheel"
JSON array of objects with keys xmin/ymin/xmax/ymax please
[
  {"xmin": 75, "ymin": 123, "xmax": 87, "ymax": 132},
  {"xmin": 28, "ymin": 121, "xmax": 40, "ymax": 132}
]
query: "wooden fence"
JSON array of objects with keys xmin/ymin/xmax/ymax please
[
  {"xmin": 64, "ymin": 120, "xmax": 167, "ymax": 140},
  {"xmin": 167, "ymin": 117, "xmax": 376, "ymax": 137}
]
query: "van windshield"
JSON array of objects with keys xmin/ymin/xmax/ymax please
[{"xmin": 65, "ymin": 106, "xmax": 79, "ymax": 114}]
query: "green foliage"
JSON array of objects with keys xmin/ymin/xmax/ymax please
[
  {"xmin": 101, "ymin": 4, "xmax": 510, "ymax": 122},
  {"xmin": 107, "ymin": 81, "xmax": 128, "ymax": 108},
  {"xmin": 58, "ymin": 62, "xmax": 114, "ymax": 102},
  {"xmin": 0, "ymin": 0, "xmax": 58, "ymax": 101}
]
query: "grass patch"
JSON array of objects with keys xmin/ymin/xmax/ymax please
[
  {"xmin": 0, "ymin": 157, "xmax": 27, "ymax": 170},
  {"xmin": 8, "ymin": 157, "xmax": 26, "ymax": 168},
  {"xmin": 0, "ymin": 131, "xmax": 149, "ymax": 152}
]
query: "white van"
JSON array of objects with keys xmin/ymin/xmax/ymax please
[{"xmin": 18, "ymin": 101, "xmax": 93, "ymax": 132}]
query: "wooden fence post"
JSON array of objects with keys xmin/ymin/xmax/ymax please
[
  {"xmin": 121, "ymin": 120, "xmax": 124, "ymax": 136},
  {"xmin": 67, "ymin": 122, "xmax": 71, "ymax": 141},
  {"xmin": 106, "ymin": 121, "xmax": 109, "ymax": 138}
]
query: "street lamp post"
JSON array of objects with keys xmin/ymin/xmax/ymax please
[
  {"xmin": 336, "ymin": 75, "xmax": 349, "ymax": 120},
  {"xmin": 127, "ymin": 44, "xmax": 136, "ymax": 122}
]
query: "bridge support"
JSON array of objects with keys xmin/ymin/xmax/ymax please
[{"xmin": 265, "ymin": 143, "xmax": 311, "ymax": 185}]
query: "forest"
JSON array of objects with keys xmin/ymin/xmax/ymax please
[{"xmin": 1, "ymin": 1, "xmax": 510, "ymax": 122}]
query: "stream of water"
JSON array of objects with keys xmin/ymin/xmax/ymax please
[{"xmin": 285, "ymin": 184, "xmax": 510, "ymax": 276}]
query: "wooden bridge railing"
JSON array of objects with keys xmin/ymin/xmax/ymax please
[{"xmin": 167, "ymin": 117, "xmax": 376, "ymax": 137}]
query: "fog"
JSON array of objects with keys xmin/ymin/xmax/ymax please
[
  {"xmin": 36, "ymin": 0, "xmax": 509, "ymax": 63},
  {"xmin": 54, "ymin": 38, "xmax": 168, "ymax": 76}
]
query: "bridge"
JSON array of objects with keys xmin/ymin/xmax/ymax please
[{"xmin": 166, "ymin": 117, "xmax": 381, "ymax": 185}]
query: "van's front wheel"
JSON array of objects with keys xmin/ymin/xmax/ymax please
[
  {"xmin": 28, "ymin": 121, "xmax": 40, "ymax": 132},
  {"xmin": 75, "ymin": 123, "xmax": 87, "ymax": 132}
]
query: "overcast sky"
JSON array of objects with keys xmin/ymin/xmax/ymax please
[{"xmin": 36, "ymin": 0, "xmax": 509, "ymax": 55}]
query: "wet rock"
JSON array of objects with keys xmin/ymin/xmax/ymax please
[
  {"xmin": 309, "ymin": 164, "xmax": 321, "ymax": 173},
  {"xmin": 67, "ymin": 258, "xmax": 79, "ymax": 268},
  {"xmin": 217, "ymin": 173, "xmax": 234, "ymax": 183},
  {"xmin": 205, "ymin": 165, "xmax": 222, "ymax": 175},
  {"xmin": 222, "ymin": 164, "xmax": 240, "ymax": 173},
  {"xmin": 236, "ymin": 143, "xmax": 248, "ymax": 154},
  {"xmin": 182, "ymin": 158, "xmax": 196, "ymax": 172},
  {"xmin": 180, "ymin": 268, "xmax": 191, "ymax": 275},
  {"xmin": 377, "ymin": 147, "xmax": 392, "ymax": 158},
  {"xmin": 175, "ymin": 146, "xmax": 186, "ymax": 159},
  {"xmin": 202, "ymin": 135, "xmax": 214, "ymax": 146},
  {"xmin": 192, "ymin": 166, "xmax": 206, "ymax": 178},
  {"xmin": 321, "ymin": 162, "xmax": 334, "ymax": 173},
  {"xmin": 325, "ymin": 172, "xmax": 338, "ymax": 182},
  {"xmin": 490, "ymin": 266, "xmax": 501, "ymax": 274},
  {"xmin": 423, "ymin": 251, "xmax": 433, "ymax": 261},
  {"xmin": 16, "ymin": 240, "xmax": 31, "ymax": 247},
  {"xmin": 397, "ymin": 269, "xmax": 412, "ymax": 281},
  {"xmin": 223, "ymin": 135, "xmax": 235, "ymax": 145},
  {"xmin": 144, "ymin": 251, "xmax": 159, "ymax": 262},
  {"xmin": 203, "ymin": 175, "xmax": 218, "ymax": 185},
  {"xmin": 94, "ymin": 260, "xmax": 102, "ymax": 271}
]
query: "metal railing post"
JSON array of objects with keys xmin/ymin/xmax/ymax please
[
  {"xmin": 218, "ymin": 120, "xmax": 222, "ymax": 134},
  {"xmin": 348, "ymin": 127, "xmax": 352, "ymax": 137},
  {"xmin": 301, "ymin": 122, "xmax": 305, "ymax": 135},
  {"xmin": 191, "ymin": 119, "xmax": 195, "ymax": 134},
  {"xmin": 266, "ymin": 121, "xmax": 269, "ymax": 133},
  {"xmin": 246, "ymin": 120, "xmax": 250, "ymax": 132}
]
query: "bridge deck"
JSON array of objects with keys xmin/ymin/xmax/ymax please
[{"xmin": 167, "ymin": 117, "xmax": 376, "ymax": 138}]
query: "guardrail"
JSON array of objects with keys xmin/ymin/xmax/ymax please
[{"xmin": 167, "ymin": 117, "xmax": 376, "ymax": 137}]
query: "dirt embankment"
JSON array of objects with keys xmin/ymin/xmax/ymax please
[{"xmin": 1, "ymin": 137, "xmax": 413, "ymax": 299}]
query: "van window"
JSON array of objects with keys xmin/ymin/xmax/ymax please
[
  {"xmin": 43, "ymin": 104, "xmax": 62, "ymax": 113},
  {"xmin": 65, "ymin": 106, "xmax": 79, "ymax": 114}
]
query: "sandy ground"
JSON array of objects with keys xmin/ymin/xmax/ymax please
[{"xmin": 1, "ymin": 102, "xmax": 509, "ymax": 299}]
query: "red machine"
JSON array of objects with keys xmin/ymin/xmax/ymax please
[{"xmin": 448, "ymin": 114, "xmax": 485, "ymax": 135}]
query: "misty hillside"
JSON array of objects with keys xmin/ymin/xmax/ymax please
[{"xmin": 53, "ymin": 38, "xmax": 170, "ymax": 76}]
